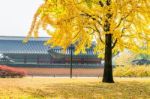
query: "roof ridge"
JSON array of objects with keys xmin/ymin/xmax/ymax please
[
  {"xmin": 0, "ymin": 36, "xmax": 49, "ymax": 38},
  {"xmin": 0, "ymin": 36, "xmax": 50, "ymax": 41}
]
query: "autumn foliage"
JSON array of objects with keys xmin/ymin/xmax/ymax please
[
  {"xmin": 25, "ymin": 0, "xmax": 150, "ymax": 56},
  {"xmin": 114, "ymin": 65, "xmax": 150, "ymax": 77},
  {"xmin": 0, "ymin": 65, "xmax": 27, "ymax": 78}
]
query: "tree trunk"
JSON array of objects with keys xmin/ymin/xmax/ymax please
[{"xmin": 102, "ymin": 34, "xmax": 114, "ymax": 83}]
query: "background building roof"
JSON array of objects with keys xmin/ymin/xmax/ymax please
[
  {"xmin": 0, "ymin": 36, "xmax": 50, "ymax": 54},
  {"xmin": 0, "ymin": 36, "xmax": 95, "ymax": 55}
]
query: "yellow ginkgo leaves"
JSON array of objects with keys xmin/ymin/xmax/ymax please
[{"xmin": 26, "ymin": 0, "xmax": 150, "ymax": 56}]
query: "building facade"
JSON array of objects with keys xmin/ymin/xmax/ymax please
[{"xmin": 0, "ymin": 36, "xmax": 102, "ymax": 68}]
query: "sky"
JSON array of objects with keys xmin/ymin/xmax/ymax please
[{"xmin": 0, "ymin": 0, "xmax": 49, "ymax": 37}]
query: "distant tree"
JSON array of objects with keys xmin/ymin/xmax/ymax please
[
  {"xmin": 114, "ymin": 50, "xmax": 150, "ymax": 65},
  {"xmin": 25, "ymin": 0, "xmax": 150, "ymax": 83},
  {"xmin": 137, "ymin": 53, "xmax": 150, "ymax": 60},
  {"xmin": 132, "ymin": 53, "xmax": 150, "ymax": 65},
  {"xmin": 114, "ymin": 50, "xmax": 137, "ymax": 66}
]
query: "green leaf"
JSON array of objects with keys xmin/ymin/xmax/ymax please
[
  {"xmin": 85, "ymin": 0, "xmax": 93, "ymax": 8},
  {"xmin": 101, "ymin": 0, "xmax": 107, "ymax": 3}
]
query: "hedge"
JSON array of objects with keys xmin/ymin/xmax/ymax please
[{"xmin": 0, "ymin": 65, "xmax": 27, "ymax": 78}]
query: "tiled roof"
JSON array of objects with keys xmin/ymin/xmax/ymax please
[
  {"xmin": 0, "ymin": 36, "xmax": 50, "ymax": 54},
  {"xmin": 0, "ymin": 36, "xmax": 95, "ymax": 55}
]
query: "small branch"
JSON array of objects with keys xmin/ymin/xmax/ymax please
[
  {"xmin": 111, "ymin": 39, "xmax": 117, "ymax": 49},
  {"xmin": 113, "ymin": 9, "xmax": 134, "ymax": 31},
  {"xmin": 80, "ymin": 11, "xmax": 102, "ymax": 25},
  {"xmin": 73, "ymin": 30, "xmax": 81, "ymax": 39},
  {"xmin": 112, "ymin": 27, "xmax": 126, "ymax": 49},
  {"xmin": 85, "ymin": 26, "xmax": 96, "ymax": 35},
  {"xmin": 114, "ymin": 18, "xmax": 123, "ymax": 30},
  {"xmin": 94, "ymin": 25, "xmax": 104, "ymax": 44}
]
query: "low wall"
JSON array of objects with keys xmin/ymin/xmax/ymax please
[{"xmin": 16, "ymin": 67, "xmax": 104, "ymax": 77}]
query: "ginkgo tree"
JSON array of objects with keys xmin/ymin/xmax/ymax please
[{"xmin": 25, "ymin": 0, "xmax": 150, "ymax": 83}]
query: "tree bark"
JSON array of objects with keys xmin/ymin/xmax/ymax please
[{"xmin": 102, "ymin": 34, "xmax": 114, "ymax": 83}]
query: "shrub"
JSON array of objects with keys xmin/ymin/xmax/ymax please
[
  {"xmin": 114, "ymin": 65, "xmax": 150, "ymax": 77},
  {"xmin": 0, "ymin": 65, "xmax": 27, "ymax": 78}
]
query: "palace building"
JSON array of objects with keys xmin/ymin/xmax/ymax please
[{"xmin": 0, "ymin": 36, "xmax": 102, "ymax": 68}]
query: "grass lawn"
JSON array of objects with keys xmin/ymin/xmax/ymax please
[{"xmin": 0, "ymin": 77, "xmax": 150, "ymax": 99}]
